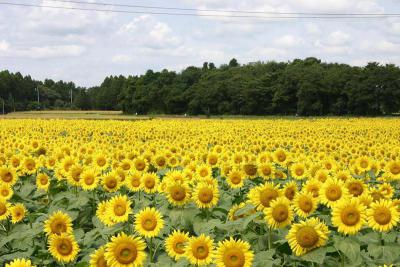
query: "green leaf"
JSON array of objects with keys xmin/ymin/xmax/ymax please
[
  {"xmin": 334, "ymin": 236, "xmax": 361, "ymax": 265},
  {"xmin": 301, "ymin": 247, "xmax": 327, "ymax": 264},
  {"xmin": 241, "ymin": 211, "xmax": 263, "ymax": 231},
  {"xmin": 193, "ymin": 219, "xmax": 220, "ymax": 235},
  {"xmin": 253, "ymin": 250, "xmax": 277, "ymax": 267},
  {"xmin": 368, "ymin": 243, "xmax": 400, "ymax": 263}
]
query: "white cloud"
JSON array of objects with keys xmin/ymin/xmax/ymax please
[
  {"xmin": 112, "ymin": 54, "xmax": 133, "ymax": 63},
  {"xmin": 326, "ymin": 31, "xmax": 351, "ymax": 46},
  {"xmin": 28, "ymin": 45, "xmax": 86, "ymax": 59},
  {"xmin": 274, "ymin": 35, "xmax": 303, "ymax": 47},
  {"xmin": 0, "ymin": 40, "xmax": 9, "ymax": 51}
]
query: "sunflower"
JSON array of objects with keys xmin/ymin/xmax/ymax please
[
  {"xmin": 293, "ymin": 192, "xmax": 317, "ymax": 218},
  {"xmin": 303, "ymin": 179, "xmax": 321, "ymax": 198},
  {"xmin": 385, "ymin": 160, "xmax": 400, "ymax": 180},
  {"xmin": 215, "ymin": 237, "xmax": 254, "ymax": 267},
  {"xmin": 331, "ymin": 198, "xmax": 366, "ymax": 235},
  {"xmin": 336, "ymin": 170, "xmax": 351, "ymax": 182},
  {"xmin": 192, "ymin": 183, "xmax": 219, "ymax": 209},
  {"xmin": 166, "ymin": 181, "xmax": 191, "ymax": 207},
  {"xmin": 314, "ymin": 169, "xmax": 329, "ymax": 183},
  {"xmin": 273, "ymin": 149, "xmax": 289, "ymax": 166},
  {"xmin": 102, "ymin": 172, "xmax": 121, "ymax": 193},
  {"xmin": 196, "ymin": 164, "xmax": 212, "ymax": 179},
  {"xmin": 36, "ymin": 173, "xmax": 50, "ymax": 191},
  {"xmin": 22, "ymin": 157, "xmax": 37, "ymax": 175},
  {"xmin": 258, "ymin": 162, "xmax": 273, "ymax": 180},
  {"xmin": 286, "ymin": 217, "xmax": 329, "ymax": 256},
  {"xmin": 228, "ymin": 202, "xmax": 249, "ymax": 221},
  {"xmin": 356, "ymin": 156, "xmax": 371, "ymax": 172},
  {"xmin": 134, "ymin": 207, "xmax": 164, "ymax": 238},
  {"xmin": 96, "ymin": 201, "xmax": 116, "ymax": 227},
  {"xmin": 133, "ymin": 156, "xmax": 148, "ymax": 172},
  {"xmin": 125, "ymin": 172, "xmax": 142, "ymax": 192},
  {"xmin": 107, "ymin": 195, "xmax": 132, "ymax": 223},
  {"xmin": 140, "ymin": 172, "xmax": 160, "ymax": 194},
  {"xmin": 48, "ymin": 233, "xmax": 80, "ymax": 263},
  {"xmin": 226, "ymin": 169, "xmax": 246, "ymax": 189},
  {"xmin": 367, "ymin": 199, "xmax": 399, "ymax": 232},
  {"xmin": 185, "ymin": 234, "xmax": 214, "ymax": 266},
  {"xmin": 319, "ymin": 178, "xmax": 349, "ymax": 207},
  {"xmin": 153, "ymin": 154, "xmax": 167, "ymax": 169},
  {"xmin": 10, "ymin": 203, "xmax": 26, "ymax": 224},
  {"xmin": 242, "ymin": 162, "xmax": 258, "ymax": 178},
  {"xmin": 5, "ymin": 259, "xmax": 35, "ymax": 267},
  {"xmin": 379, "ymin": 183, "xmax": 394, "ymax": 199},
  {"xmin": 0, "ymin": 199, "xmax": 11, "ymax": 221},
  {"xmin": 264, "ymin": 197, "xmax": 293, "ymax": 229},
  {"xmin": 80, "ymin": 169, "xmax": 99, "ymax": 191},
  {"xmin": 94, "ymin": 154, "xmax": 108, "ymax": 170},
  {"xmin": 0, "ymin": 166, "xmax": 17, "ymax": 186},
  {"xmin": 346, "ymin": 178, "xmax": 367, "ymax": 198},
  {"xmin": 0, "ymin": 184, "xmax": 13, "ymax": 200},
  {"xmin": 104, "ymin": 232, "xmax": 146, "ymax": 267},
  {"xmin": 248, "ymin": 182, "xmax": 281, "ymax": 210},
  {"xmin": 90, "ymin": 246, "xmax": 108, "ymax": 267},
  {"xmin": 44, "ymin": 211, "xmax": 73, "ymax": 236},
  {"xmin": 290, "ymin": 163, "xmax": 308, "ymax": 180},
  {"xmin": 283, "ymin": 181, "xmax": 298, "ymax": 201},
  {"xmin": 67, "ymin": 164, "xmax": 83, "ymax": 186},
  {"xmin": 207, "ymin": 152, "xmax": 219, "ymax": 167},
  {"xmin": 165, "ymin": 230, "xmax": 190, "ymax": 261}
]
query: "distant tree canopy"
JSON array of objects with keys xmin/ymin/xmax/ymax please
[{"xmin": 1, "ymin": 57, "xmax": 400, "ymax": 116}]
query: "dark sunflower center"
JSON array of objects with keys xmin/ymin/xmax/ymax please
[
  {"xmin": 348, "ymin": 182, "xmax": 363, "ymax": 197},
  {"xmin": 115, "ymin": 243, "xmax": 137, "ymax": 264},
  {"xmin": 198, "ymin": 188, "xmax": 213, "ymax": 203},
  {"xmin": 57, "ymin": 239, "xmax": 73, "ymax": 256},
  {"xmin": 223, "ymin": 247, "xmax": 245, "ymax": 267},
  {"xmin": 171, "ymin": 186, "xmax": 186, "ymax": 201},
  {"xmin": 373, "ymin": 207, "xmax": 392, "ymax": 225},
  {"xmin": 326, "ymin": 185, "xmax": 342, "ymax": 201},
  {"xmin": 244, "ymin": 164, "xmax": 257, "ymax": 176},
  {"xmin": 106, "ymin": 178, "xmax": 117, "ymax": 189},
  {"xmin": 174, "ymin": 241, "xmax": 185, "ymax": 254},
  {"xmin": 142, "ymin": 218, "xmax": 157, "ymax": 231},
  {"xmin": 193, "ymin": 244, "xmax": 209, "ymax": 259},
  {"xmin": 114, "ymin": 204, "xmax": 126, "ymax": 216},
  {"xmin": 2, "ymin": 172, "xmax": 12, "ymax": 182},
  {"xmin": 299, "ymin": 197, "xmax": 313, "ymax": 212},
  {"xmin": 340, "ymin": 206, "xmax": 360, "ymax": 226},
  {"xmin": 271, "ymin": 204, "xmax": 289, "ymax": 222},
  {"xmin": 285, "ymin": 188, "xmax": 295, "ymax": 200},
  {"xmin": 51, "ymin": 220, "xmax": 67, "ymax": 235},
  {"xmin": 0, "ymin": 203, "xmax": 6, "ymax": 215},
  {"xmin": 296, "ymin": 226, "xmax": 319, "ymax": 248}
]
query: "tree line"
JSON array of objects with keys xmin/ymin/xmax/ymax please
[{"xmin": 1, "ymin": 57, "xmax": 400, "ymax": 116}]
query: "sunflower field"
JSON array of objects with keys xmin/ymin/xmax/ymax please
[{"xmin": 1, "ymin": 118, "xmax": 400, "ymax": 267}]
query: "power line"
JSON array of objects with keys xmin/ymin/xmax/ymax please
[
  {"xmin": 1, "ymin": 2, "xmax": 399, "ymax": 19},
  {"xmin": 41, "ymin": 0, "xmax": 400, "ymax": 17}
]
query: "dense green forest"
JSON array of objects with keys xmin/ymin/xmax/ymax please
[{"xmin": 1, "ymin": 57, "xmax": 400, "ymax": 115}]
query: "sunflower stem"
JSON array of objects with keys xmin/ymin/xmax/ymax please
[
  {"xmin": 149, "ymin": 238, "xmax": 154, "ymax": 263},
  {"xmin": 268, "ymin": 226, "xmax": 272, "ymax": 250},
  {"xmin": 379, "ymin": 232, "xmax": 384, "ymax": 246}
]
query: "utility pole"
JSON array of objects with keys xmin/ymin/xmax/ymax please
[
  {"xmin": 35, "ymin": 87, "xmax": 40, "ymax": 104},
  {"xmin": 70, "ymin": 89, "xmax": 73, "ymax": 106},
  {"xmin": 1, "ymin": 98, "xmax": 4, "ymax": 115}
]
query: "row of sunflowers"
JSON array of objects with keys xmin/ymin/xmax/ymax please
[{"xmin": 0, "ymin": 119, "xmax": 400, "ymax": 266}]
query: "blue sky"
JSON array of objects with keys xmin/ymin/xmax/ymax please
[{"xmin": 1, "ymin": 0, "xmax": 400, "ymax": 87}]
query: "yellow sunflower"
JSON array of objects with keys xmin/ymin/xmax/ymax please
[
  {"xmin": 48, "ymin": 233, "xmax": 80, "ymax": 263},
  {"xmin": 133, "ymin": 156, "xmax": 149, "ymax": 172},
  {"xmin": 140, "ymin": 172, "xmax": 160, "ymax": 194},
  {"xmin": 10, "ymin": 203, "xmax": 26, "ymax": 224},
  {"xmin": 332, "ymin": 198, "xmax": 366, "ymax": 235},
  {"xmin": 36, "ymin": 173, "xmax": 50, "ymax": 191},
  {"xmin": 215, "ymin": 237, "xmax": 254, "ymax": 267},
  {"xmin": 80, "ymin": 169, "xmax": 99, "ymax": 191},
  {"xmin": 367, "ymin": 199, "xmax": 399, "ymax": 232},
  {"xmin": 165, "ymin": 230, "xmax": 190, "ymax": 261},
  {"xmin": 226, "ymin": 169, "xmax": 246, "ymax": 189},
  {"xmin": 0, "ymin": 184, "xmax": 13, "ymax": 200},
  {"xmin": 185, "ymin": 234, "xmax": 214, "ymax": 266},
  {"xmin": 248, "ymin": 182, "xmax": 282, "ymax": 210},
  {"xmin": 290, "ymin": 163, "xmax": 308, "ymax": 180},
  {"xmin": 385, "ymin": 160, "xmax": 400, "ymax": 180},
  {"xmin": 5, "ymin": 259, "xmax": 35, "ymax": 267},
  {"xmin": 165, "ymin": 182, "xmax": 191, "ymax": 207},
  {"xmin": 0, "ymin": 166, "xmax": 17, "ymax": 186},
  {"xmin": 196, "ymin": 164, "xmax": 212, "ymax": 179},
  {"xmin": 273, "ymin": 148, "xmax": 289, "ymax": 166},
  {"xmin": 192, "ymin": 183, "xmax": 219, "ymax": 209},
  {"xmin": 319, "ymin": 178, "xmax": 349, "ymax": 207},
  {"xmin": 44, "ymin": 211, "xmax": 73, "ymax": 236},
  {"xmin": 107, "ymin": 195, "xmax": 132, "ymax": 223},
  {"xmin": 286, "ymin": 217, "xmax": 329, "ymax": 256},
  {"xmin": 89, "ymin": 246, "xmax": 108, "ymax": 267},
  {"xmin": 125, "ymin": 172, "xmax": 141, "ymax": 192},
  {"xmin": 67, "ymin": 164, "xmax": 83, "ymax": 187},
  {"xmin": 22, "ymin": 157, "xmax": 37, "ymax": 175},
  {"xmin": 104, "ymin": 232, "xmax": 146, "ymax": 267},
  {"xmin": 0, "ymin": 199, "xmax": 11, "ymax": 221},
  {"xmin": 303, "ymin": 179, "xmax": 321, "ymax": 198},
  {"xmin": 102, "ymin": 172, "xmax": 121, "ymax": 193},
  {"xmin": 346, "ymin": 178, "xmax": 368, "ymax": 198},
  {"xmin": 96, "ymin": 201, "xmax": 116, "ymax": 227},
  {"xmin": 293, "ymin": 192, "xmax": 317, "ymax": 218},
  {"xmin": 283, "ymin": 181, "xmax": 298, "ymax": 201},
  {"xmin": 264, "ymin": 197, "xmax": 293, "ymax": 229},
  {"xmin": 258, "ymin": 162, "xmax": 273, "ymax": 180},
  {"xmin": 134, "ymin": 207, "xmax": 164, "ymax": 238}
]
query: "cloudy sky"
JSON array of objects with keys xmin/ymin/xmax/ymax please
[{"xmin": 0, "ymin": 0, "xmax": 400, "ymax": 87}]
